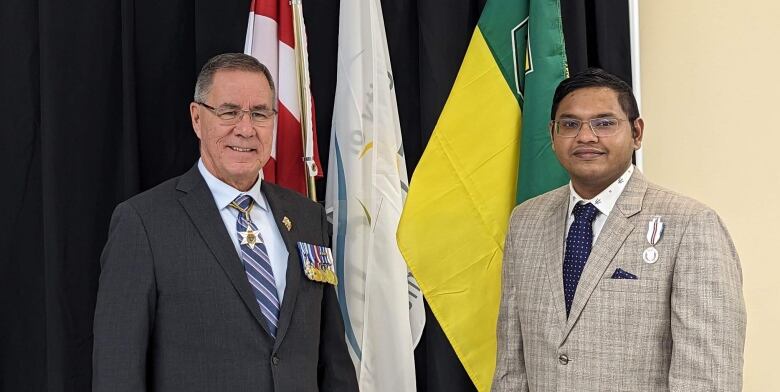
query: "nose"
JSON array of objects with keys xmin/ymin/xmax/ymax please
[
  {"xmin": 233, "ymin": 111, "xmax": 255, "ymax": 137},
  {"xmin": 575, "ymin": 122, "xmax": 599, "ymax": 143}
]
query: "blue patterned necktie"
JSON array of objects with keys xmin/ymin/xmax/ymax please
[
  {"xmin": 563, "ymin": 202, "xmax": 599, "ymax": 317},
  {"xmin": 230, "ymin": 194, "xmax": 280, "ymax": 337}
]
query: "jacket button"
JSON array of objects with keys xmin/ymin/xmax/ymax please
[
  {"xmin": 558, "ymin": 354, "xmax": 569, "ymax": 365},
  {"xmin": 272, "ymin": 355, "xmax": 280, "ymax": 365}
]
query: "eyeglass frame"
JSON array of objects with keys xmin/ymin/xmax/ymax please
[
  {"xmin": 195, "ymin": 101, "xmax": 278, "ymax": 125},
  {"xmin": 550, "ymin": 117, "xmax": 631, "ymax": 138}
]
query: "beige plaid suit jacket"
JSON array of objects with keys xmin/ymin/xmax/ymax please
[{"xmin": 492, "ymin": 170, "xmax": 746, "ymax": 392}]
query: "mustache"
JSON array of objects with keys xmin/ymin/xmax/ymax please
[{"xmin": 571, "ymin": 146, "xmax": 606, "ymax": 154}]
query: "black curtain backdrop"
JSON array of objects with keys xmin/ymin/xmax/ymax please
[{"xmin": 0, "ymin": 0, "xmax": 629, "ymax": 390}]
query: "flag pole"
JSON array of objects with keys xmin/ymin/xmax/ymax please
[{"xmin": 290, "ymin": 0, "xmax": 318, "ymax": 201}]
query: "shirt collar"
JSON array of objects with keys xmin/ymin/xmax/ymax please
[
  {"xmin": 197, "ymin": 159, "xmax": 268, "ymax": 212},
  {"xmin": 567, "ymin": 165, "xmax": 634, "ymax": 218}
]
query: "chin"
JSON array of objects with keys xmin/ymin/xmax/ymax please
[
  {"xmin": 571, "ymin": 166, "xmax": 609, "ymax": 183},
  {"xmin": 568, "ymin": 160, "xmax": 602, "ymax": 172},
  {"xmin": 224, "ymin": 161, "xmax": 259, "ymax": 175}
]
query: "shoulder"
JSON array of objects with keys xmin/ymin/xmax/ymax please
[
  {"xmin": 122, "ymin": 176, "xmax": 182, "ymax": 212},
  {"xmin": 103, "ymin": 176, "xmax": 187, "ymax": 248},
  {"xmin": 642, "ymin": 181, "xmax": 715, "ymax": 218},
  {"xmin": 262, "ymin": 182, "xmax": 329, "ymax": 244},
  {"xmin": 110, "ymin": 172, "xmax": 193, "ymax": 226},
  {"xmin": 262, "ymin": 181, "xmax": 324, "ymax": 215},
  {"xmin": 510, "ymin": 184, "xmax": 568, "ymax": 224},
  {"xmin": 638, "ymin": 181, "xmax": 735, "ymax": 249}
]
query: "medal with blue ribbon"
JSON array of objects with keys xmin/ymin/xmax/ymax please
[{"xmin": 296, "ymin": 242, "xmax": 338, "ymax": 285}]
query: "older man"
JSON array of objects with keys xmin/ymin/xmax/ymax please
[
  {"xmin": 492, "ymin": 68, "xmax": 746, "ymax": 391},
  {"xmin": 93, "ymin": 53, "xmax": 357, "ymax": 391}
]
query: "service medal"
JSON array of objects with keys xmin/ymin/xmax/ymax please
[
  {"xmin": 643, "ymin": 246, "xmax": 659, "ymax": 264},
  {"xmin": 296, "ymin": 242, "xmax": 338, "ymax": 285},
  {"xmin": 644, "ymin": 216, "xmax": 664, "ymax": 264}
]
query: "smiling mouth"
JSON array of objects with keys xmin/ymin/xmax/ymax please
[{"xmin": 228, "ymin": 146, "xmax": 256, "ymax": 153}]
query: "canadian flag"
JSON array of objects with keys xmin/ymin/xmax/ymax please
[{"xmin": 244, "ymin": 0, "xmax": 322, "ymax": 195}]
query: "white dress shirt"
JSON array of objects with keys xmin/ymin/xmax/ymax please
[
  {"xmin": 198, "ymin": 159, "xmax": 289, "ymax": 303},
  {"xmin": 566, "ymin": 165, "xmax": 634, "ymax": 244}
]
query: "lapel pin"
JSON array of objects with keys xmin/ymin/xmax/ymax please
[
  {"xmin": 282, "ymin": 216, "xmax": 292, "ymax": 231},
  {"xmin": 643, "ymin": 216, "xmax": 664, "ymax": 264}
]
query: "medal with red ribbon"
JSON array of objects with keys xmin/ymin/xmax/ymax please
[{"xmin": 643, "ymin": 216, "xmax": 664, "ymax": 264}]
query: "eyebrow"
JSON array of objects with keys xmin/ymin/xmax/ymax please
[
  {"xmin": 558, "ymin": 112, "xmax": 617, "ymax": 119},
  {"xmin": 216, "ymin": 103, "xmax": 272, "ymax": 111}
]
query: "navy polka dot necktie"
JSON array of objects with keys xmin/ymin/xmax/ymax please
[{"xmin": 563, "ymin": 202, "xmax": 599, "ymax": 317}]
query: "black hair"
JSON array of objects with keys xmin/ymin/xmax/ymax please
[{"xmin": 550, "ymin": 68, "xmax": 639, "ymax": 123}]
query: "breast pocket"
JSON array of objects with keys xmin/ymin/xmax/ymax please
[{"xmin": 599, "ymin": 278, "xmax": 659, "ymax": 293}]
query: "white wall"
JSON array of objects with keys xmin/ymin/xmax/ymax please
[{"xmin": 640, "ymin": 1, "xmax": 780, "ymax": 390}]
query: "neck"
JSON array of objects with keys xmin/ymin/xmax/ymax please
[
  {"xmin": 199, "ymin": 159, "xmax": 259, "ymax": 192},
  {"xmin": 571, "ymin": 182, "xmax": 607, "ymax": 200},
  {"xmin": 571, "ymin": 164, "xmax": 631, "ymax": 200},
  {"xmin": 227, "ymin": 177, "xmax": 258, "ymax": 192}
]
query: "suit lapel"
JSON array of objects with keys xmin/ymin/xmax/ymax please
[
  {"xmin": 261, "ymin": 182, "xmax": 302, "ymax": 350},
  {"xmin": 176, "ymin": 166, "xmax": 272, "ymax": 336},
  {"xmin": 561, "ymin": 170, "xmax": 647, "ymax": 342},
  {"xmin": 542, "ymin": 188, "xmax": 570, "ymax": 329},
  {"xmin": 562, "ymin": 210, "xmax": 633, "ymax": 338}
]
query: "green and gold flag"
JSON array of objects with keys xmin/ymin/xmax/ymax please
[{"xmin": 397, "ymin": 0, "xmax": 569, "ymax": 390}]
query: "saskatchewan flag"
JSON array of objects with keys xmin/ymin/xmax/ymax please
[{"xmin": 397, "ymin": 0, "xmax": 568, "ymax": 390}]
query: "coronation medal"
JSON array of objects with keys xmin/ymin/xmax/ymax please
[
  {"xmin": 643, "ymin": 216, "xmax": 664, "ymax": 264},
  {"xmin": 642, "ymin": 247, "xmax": 659, "ymax": 264}
]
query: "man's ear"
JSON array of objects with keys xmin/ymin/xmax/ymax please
[
  {"xmin": 549, "ymin": 121, "xmax": 556, "ymax": 151},
  {"xmin": 190, "ymin": 102, "xmax": 203, "ymax": 140},
  {"xmin": 632, "ymin": 117, "xmax": 644, "ymax": 150}
]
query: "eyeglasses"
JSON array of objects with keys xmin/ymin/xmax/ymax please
[
  {"xmin": 551, "ymin": 117, "xmax": 628, "ymax": 138},
  {"xmin": 196, "ymin": 102, "xmax": 277, "ymax": 125}
]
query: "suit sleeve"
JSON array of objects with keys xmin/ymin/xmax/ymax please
[
  {"xmin": 316, "ymin": 205, "xmax": 359, "ymax": 391},
  {"xmin": 668, "ymin": 208, "xmax": 746, "ymax": 391},
  {"xmin": 93, "ymin": 202, "xmax": 156, "ymax": 392},
  {"xmin": 492, "ymin": 211, "xmax": 529, "ymax": 392}
]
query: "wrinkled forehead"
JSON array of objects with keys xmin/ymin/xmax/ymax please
[{"xmin": 208, "ymin": 69, "xmax": 274, "ymax": 104}]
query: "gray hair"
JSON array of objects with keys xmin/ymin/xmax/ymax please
[{"xmin": 193, "ymin": 53, "xmax": 276, "ymax": 104}]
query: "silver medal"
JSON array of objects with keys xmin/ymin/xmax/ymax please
[
  {"xmin": 643, "ymin": 246, "xmax": 659, "ymax": 264},
  {"xmin": 643, "ymin": 216, "xmax": 664, "ymax": 264}
]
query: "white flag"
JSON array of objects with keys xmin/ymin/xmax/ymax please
[{"xmin": 325, "ymin": 0, "xmax": 424, "ymax": 389}]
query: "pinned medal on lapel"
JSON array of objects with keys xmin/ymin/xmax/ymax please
[
  {"xmin": 643, "ymin": 216, "xmax": 664, "ymax": 264},
  {"xmin": 296, "ymin": 242, "xmax": 338, "ymax": 285},
  {"xmin": 282, "ymin": 216, "xmax": 292, "ymax": 231}
]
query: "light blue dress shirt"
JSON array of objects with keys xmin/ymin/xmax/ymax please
[{"xmin": 198, "ymin": 159, "xmax": 289, "ymax": 303}]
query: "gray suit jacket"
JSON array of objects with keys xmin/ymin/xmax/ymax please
[
  {"xmin": 492, "ymin": 170, "xmax": 746, "ymax": 392},
  {"xmin": 93, "ymin": 165, "xmax": 358, "ymax": 392}
]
